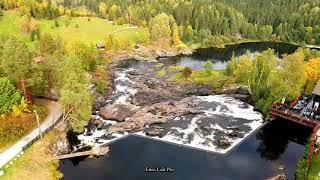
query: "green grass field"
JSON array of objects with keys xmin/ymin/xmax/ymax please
[{"xmin": 0, "ymin": 11, "xmax": 148, "ymax": 47}]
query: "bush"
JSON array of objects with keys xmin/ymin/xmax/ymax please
[
  {"xmin": 181, "ymin": 67, "xmax": 193, "ymax": 78},
  {"xmin": 0, "ymin": 77, "xmax": 23, "ymax": 115},
  {"xmin": 167, "ymin": 65, "xmax": 184, "ymax": 72},
  {"xmin": 54, "ymin": 20, "xmax": 59, "ymax": 27},
  {"xmin": 0, "ymin": 105, "xmax": 47, "ymax": 149},
  {"xmin": 156, "ymin": 69, "xmax": 166, "ymax": 77},
  {"xmin": 96, "ymin": 80, "xmax": 106, "ymax": 95},
  {"xmin": 296, "ymin": 159, "xmax": 308, "ymax": 180}
]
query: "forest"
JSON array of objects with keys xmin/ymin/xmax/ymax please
[{"xmin": 1, "ymin": 0, "xmax": 320, "ymax": 46}]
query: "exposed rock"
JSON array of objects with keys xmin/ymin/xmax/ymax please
[
  {"xmin": 108, "ymin": 120, "xmax": 143, "ymax": 134},
  {"xmin": 217, "ymin": 85, "xmax": 250, "ymax": 95},
  {"xmin": 85, "ymin": 122, "xmax": 97, "ymax": 135},
  {"xmin": 49, "ymin": 132, "xmax": 70, "ymax": 156},
  {"xmin": 100, "ymin": 104, "xmax": 140, "ymax": 122},
  {"xmin": 106, "ymin": 97, "xmax": 201, "ymax": 134},
  {"xmin": 217, "ymin": 139, "xmax": 231, "ymax": 148},
  {"xmin": 179, "ymin": 48, "xmax": 194, "ymax": 55},
  {"xmin": 267, "ymin": 174, "xmax": 286, "ymax": 180},
  {"xmin": 93, "ymin": 96, "xmax": 108, "ymax": 112},
  {"xmin": 92, "ymin": 119, "xmax": 104, "ymax": 130},
  {"xmin": 227, "ymin": 132, "xmax": 245, "ymax": 138},
  {"xmin": 145, "ymin": 126, "xmax": 164, "ymax": 137}
]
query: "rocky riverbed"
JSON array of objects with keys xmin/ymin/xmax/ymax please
[{"xmin": 79, "ymin": 58, "xmax": 263, "ymax": 154}]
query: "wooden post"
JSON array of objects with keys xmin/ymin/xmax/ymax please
[{"xmin": 34, "ymin": 110, "xmax": 43, "ymax": 140}]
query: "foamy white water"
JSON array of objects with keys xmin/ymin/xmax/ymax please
[{"xmin": 79, "ymin": 95, "xmax": 263, "ymax": 154}]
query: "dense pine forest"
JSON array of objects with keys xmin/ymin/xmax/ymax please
[{"xmin": 1, "ymin": 0, "xmax": 320, "ymax": 46}]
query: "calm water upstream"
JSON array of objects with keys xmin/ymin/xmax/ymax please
[{"xmin": 59, "ymin": 42, "xmax": 312, "ymax": 180}]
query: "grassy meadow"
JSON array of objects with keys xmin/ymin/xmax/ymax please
[{"xmin": 0, "ymin": 11, "xmax": 148, "ymax": 48}]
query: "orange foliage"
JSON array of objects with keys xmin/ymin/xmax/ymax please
[
  {"xmin": 0, "ymin": 114, "xmax": 36, "ymax": 148},
  {"xmin": 0, "ymin": 106, "xmax": 48, "ymax": 149}
]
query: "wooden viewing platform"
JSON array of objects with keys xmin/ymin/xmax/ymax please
[
  {"xmin": 270, "ymin": 106, "xmax": 320, "ymax": 128},
  {"xmin": 55, "ymin": 146, "xmax": 109, "ymax": 160}
]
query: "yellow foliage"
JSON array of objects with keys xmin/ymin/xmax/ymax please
[
  {"xmin": 305, "ymin": 58, "xmax": 320, "ymax": 94},
  {"xmin": 305, "ymin": 58, "xmax": 320, "ymax": 81}
]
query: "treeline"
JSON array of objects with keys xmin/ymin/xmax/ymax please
[{"xmin": 1, "ymin": 0, "xmax": 319, "ymax": 46}]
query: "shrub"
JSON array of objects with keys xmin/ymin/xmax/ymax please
[
  {"xmin": 0, "ymin": 105, "xmax": 47, "ymax": 149},
  {"xmin": 181, "ymin": 67, "xmax": 193, "ymax": 78},
  {"xmin": 167, "ymin": 65, "xmax": 184, "ymax": 72},
  {"xmin": 96, "ymin": 80, "xmax": 106, "ymax": 95},
  {"xmin": 157, "ymin": 69, "xmax": 166, "ymax": 77},
  {"xmin": 203, "ymin": 61, "xmax": 214, "ymax": 75},
  {"xmin": 54, "ymin": 20, "xmax": 59, "ymax": 27},
  {"xmin": 0, "ymin": 78, "xmax": 22, "ymax": 115}
]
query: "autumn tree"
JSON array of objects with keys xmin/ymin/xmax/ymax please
[
  {"xmin": 172, "ymin": 22, "xmax": 181, "ymax": 46},
  {"xmin": 38, "ymin": 33, "xmax": 58, "ymax": 55},
  {"xmin": 149, "ymin": 13, "xmax": 172, "ymax": 45},
  {"xmin": 59, "ymin": 57, "xmax": 92, "ymax": 132},
  {"xmin": 269, "ymin": 50, "xmax": 306, "ymax": 101},
  {"xmin": 305, "ymin": 58, "xmax": 320, "ymax": 94},
  {"xmin": 105, "ymin": 34, "xmax": 113, "ymax": 50},
  {"xmin": 0, "ymin": 38, "xmax": 33, "ymax": 99},
  {"xmin": 185, "ymin": 25, "xmax": 194, "ymax": 42},
  {"xmin": 98, "ymin": 2, "xmax": 107, "ymax": 18},
  {"xmin": 19, "ymin": 15, "xmax": 39, "ymax": 35}
]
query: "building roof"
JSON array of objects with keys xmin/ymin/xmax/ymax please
[
  {"xmin": 96, "ymin": 42, "xmax": 105, "ymax": 48},
  {"xmin": 33, "ymin": 56, "xmax": 44, "ymax": 64}
]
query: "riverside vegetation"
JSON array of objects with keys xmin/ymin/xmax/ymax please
[{"xmin": 0, "ymin": 0, "xmax": 320, "ymax": 179}]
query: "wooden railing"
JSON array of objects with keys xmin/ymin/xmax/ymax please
[
  {"xmin": 270, "ymin": 107, "xmax": 318, "ymax": 128},
  {"xmin": 306, "ymin": 125, "xmax": 320, "ymax": 179}
]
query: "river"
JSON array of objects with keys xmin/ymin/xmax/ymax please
[{"xmin": 59, "ymin": 42, "xmax": 313, "ymax": 180}]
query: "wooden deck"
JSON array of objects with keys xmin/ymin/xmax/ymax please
[
  {"xmin": 270, "ymin": 102, "xmax": 320, "ymax": 128},
  {"xmin": 55, "ymin": 146, "xmax": 109, "ymax": 160}
]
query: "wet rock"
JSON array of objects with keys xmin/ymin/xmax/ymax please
[
  {"xmin": 227, "ymin": 132, "xmax": 245, "ymax": 138},
  {"xmin": 85, "ymin": 122, "xmax": 96, "ymax": 135},
  {"xmin": 100, "ymin": 104, "xmax": 139, "ymax": 122},
  {"xmin": 179, "ymin": 48, "xmax": 193, "ymax": 55},
  {"xmin": 267, "ymin": 174, "xmax": 286, "ymax": 180},
  {"xmin": 218, "ymin": 85, "xmax": 250, "ymax": 95},
  {"xmin": 145, "ymin": 126, "xmax": 164, "ymax": 137},
  {"xmin": 184, "ymin": 84, "xmax": 212, "ymax": 96},
  {"xmin": 216, "ymin": 85, "xmax": 251, "ymax": 101},
  {"xmin": 93, "ymin": 96, "xmax": 107, "ymax": 112},
  {"xmin": 217, "ymin": 139, "xmax": 231, "ymax": 148},
  {"xmin": 92, "ymin": 119, "xmax": 104, "ymax": 130},
  {"xmin": 107, "ymin": 120, "xmax": 143, "ymax": 134},
  {"xmin": 200, "ymin": 126, "xmax": 213, "ymax": 136},
  {"xmin": 101, "ymin": 134, "xmax": 118, "ymax": 140}
]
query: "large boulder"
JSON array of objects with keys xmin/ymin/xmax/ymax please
[
  {"xmin": 100, "ymin": 104, "xmax": 139, "ymax": 122},
  {"xmin": 108, "ymin": 120, "xmax": 143, "ymax": 134}
]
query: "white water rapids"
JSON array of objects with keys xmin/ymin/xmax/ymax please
[{"xmin": 78, "ymin": 63, "xmax": 263, "ymax": 154}]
